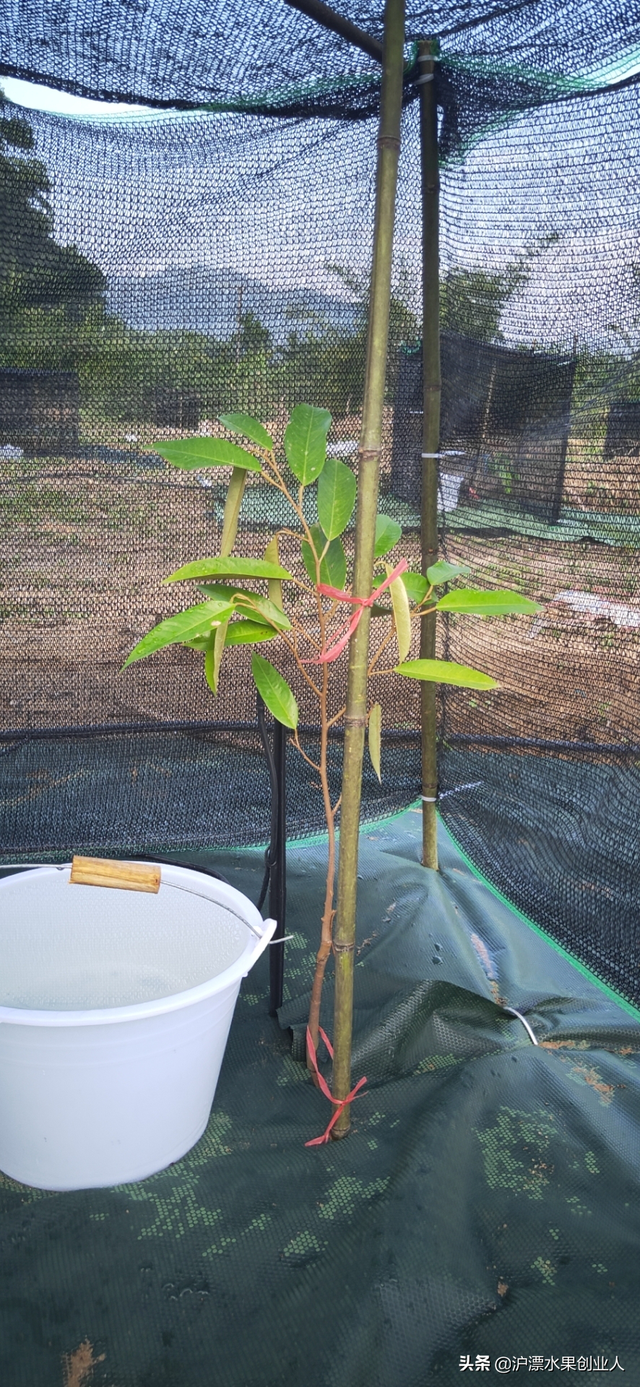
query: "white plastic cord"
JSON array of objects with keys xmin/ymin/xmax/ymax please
[
  {"xmin": 0, "ymin": 863, "xmax": 67, "ymax": 871},
  {"xmin": 415, "ymin": 72, "xmax": 434, "ymax": 84},
  {"xmin": 502, "ymin": 1005, "xmax": 539, "ymax": 1046}
]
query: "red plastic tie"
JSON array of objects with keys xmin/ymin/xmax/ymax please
[
  {"xmin": 304, "ymin": 1026, "xmax": 367, "ymax": 1146},
  {"xmin": 303, "ymin": 558, "xmax": 409, "ymax": 664}
]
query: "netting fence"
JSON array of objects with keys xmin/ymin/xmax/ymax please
[{"xmin": 0, "ymin": 0, "xmax": 638, "ymax": 1007}]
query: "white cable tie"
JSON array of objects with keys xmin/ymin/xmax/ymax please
[
  {"xmin": 415, "ymin": 72, "xmax": 434, "ymax": 84},
  {"xmin": 438, "ymin": 780, "xmax": 484, "ymax": 799},
  {"xmin": 421, "ymin": 795, "xmax": 437, "ymax": 803},
  {"xmin": 269, "ymin": 934, "xmax": 294, "ymax": 944},
  {"xmin": 502, "ymin": 1005, "xmax": 539, "ymax": 1046},
  {"xmin": 421, "ymin": 452, "xmax": 442, "ymax": 458}
]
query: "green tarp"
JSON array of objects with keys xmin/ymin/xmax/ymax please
[{"xmin": 1, "ymin": 811, "xmax": 638, "ymax": 1384}]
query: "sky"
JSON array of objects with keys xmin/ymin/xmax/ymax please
[{"xmin": 1, "ymin": 75, "xmax": 147, "ymax": 117}]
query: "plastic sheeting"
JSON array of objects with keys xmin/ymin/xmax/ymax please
[{"xmin": 1, "ymin": 810, "xmax": 638, "ymax": 1384}]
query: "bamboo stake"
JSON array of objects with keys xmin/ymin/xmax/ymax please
[
  {"xmin": 330, "ymin": 0, "xmax": 405, "ymax": 1139},
  {"xmin": 419, "ymin": 37, "xmax": 440, "ymax": 870},
  {"xmin": 283, "ymin": 0, "xmax": 384, "ymax": 63}
]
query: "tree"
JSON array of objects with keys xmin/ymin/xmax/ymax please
[
  {"xmin": 0, "ymin": 98, "xmax": 106, "ymax": 317},
  {"xmin": 440, "ymin": 235, "xmax": 560, "ymax": 344},
  {"xmin": 124, "ymin": 408, "xmax": 540, "ymax": 1133}
]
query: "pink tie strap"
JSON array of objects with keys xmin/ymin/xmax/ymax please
[
  {"xmin": 304, "ymin": 557, "xmax": 408, "ymax": 664},
  {"xmin": 304, "ymin": 1026, "xmax": 367, "ymax": 1146}
]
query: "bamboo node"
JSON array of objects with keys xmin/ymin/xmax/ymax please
[
  {"xmin": 377, "ymin": 135, "xmax": 400, "ymax": 151},
  {"xmin": 333, "ymin": 941, "xmax": 355, "ymax": 954},
  {"xmin": 344, "ymin": 714, "xmax": 366, "ymax": 727},
  {"xmin": 358, "ymin": 447, "xmax": 381, "ymax": 460}
]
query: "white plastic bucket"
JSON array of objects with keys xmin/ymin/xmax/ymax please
[{"xmin": 0, "ymin": 863, "xmax": 275, "ymax": 1191}]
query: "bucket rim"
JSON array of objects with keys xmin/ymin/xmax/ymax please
[{"xmin": 0, "ymin": 862, "xmax": 276, "ymax": 1027}]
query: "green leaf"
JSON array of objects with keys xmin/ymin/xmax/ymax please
[
  {"xmin": 388, "ymin": 566, "xmax": 412, "ymax": 662},
  {"xmin": 165, "ymin": 555, "xmax": 292, "ymax": 584},
  {"xmin": 374, "ymin": 514, "xmax": 402, "ymax": 558},
  {"xmin": 401, "ymin": 571, "xmax": 428, "ymax": 606},
  {"xmin": 122, "ymin": 599, "xmax": 234, "ymax": 667},
  {"xmin": 301, "ymin": 524, "xmax": 347, "ymax": 590},
  {"xmin": 219, "ymin": 466, "xmax": 248, "ymax": 558},
  {"xmin": 224, "ymin": 620, "xmax": 280, "ymax": 646},
  {"xmin": 251, "ymin": 654, "xmax": 299, "ymax": 729},
  {"xmin": 210, "ymin": 621, "xmax": 229, "ymax": 694},
  {"xmin": 196, "ymin": 583, "xmax": 292, "ymax": 631},
  {"xmin": 218, "ymin": 413, "xmax": 273, "ymax": 450},
  {"xmin": 436, "ymin": 589, "xmax": 542, "ymax": 616},
  {"xmin": 395, "ymin": 658, "xmax": 498, "ymax": 690},
  {"xmin": 263, "ymin": 536, "xmax": 283, "ymax": 610},
  {"xmin": 426, "ymin": 560, "xmax": 471, "ymax": 586},
  {"xmin": 204, "ymin": 631, "xmax": 221, "ymax": 694},
  {"xmin": 368, "ymin": 703, "xmax": 382, "ymax": 783},
  {"xmin": 150, "ymin": 437, "xmax": 262, "ymax": 472},
  {"xmin": 317, "ymin": 457, "xmax": 356, "ymax": 539},
  {"xmin": 284, "ymin": 404, "xmax": 332, "ymax": 485}
]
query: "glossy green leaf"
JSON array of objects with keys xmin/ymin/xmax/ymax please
[
  {"xmin": 196, "ymin": 583, "xmax": 291, "ymax": 631},
  {"xmin": 218, "ymin": 413, "xmax": 273, "ymax": 450},
  {"xmin": 401, "ymin": 571, "xmax": 428, "ymax": 606},
  {"xmin": 317, "ymin": 457, "xmax": 356, "ymax": 539},
  {"xmin": 165, "ymin": 555, "xmax": 291, "ymax": 584},
  {"xmin": 150, "ymin": 437, "xmax": 262, "ymax": 472},
  {"xmin": 219, "ymin": 466, "xmax": 248, "ymax": 558},
  {"xmin": 436, "ymin": 589, "xmax": 542, "ymax": 616},
  {"xmin": 204, "ymin": 632, "xmax": 220, "ymax": 694},
  {"xmin": 301, "ymin": 524, "xmax": 347, "ymax": 591},
  {"xmin": 374, "ymin": 514, "xmax": 402, "ymax": 558},
  {"xmin": 395, "ymin": 658, "xmax": 498, "ymax": 690},
  {"xmin": 122, "ymin": 599, "xmax": 234, "ymax": 667},
  {"xmin": 368, "ymin": 702, "xmax": 382, "ymax": 783},
  {"xmin": 388, "ymin": 566, "xmax": 412, "ymax": 662},
  {"xmin": 251, "ymin": 654, "xmax": 299, "ymax": 729},
  {"xmin": 284, "ymin": 404, "xmax": 332, "ymax": 485},
  {"xmin": 224, "ymin": 620, "xmax": 280, "ymax": 646},
  {"xmin": 426, "ymin": 560, "xmax": 471, "ymax": 586},
  {"xmin": 211, "ymin": 621, "xmax": 229, "ymax": 694}
]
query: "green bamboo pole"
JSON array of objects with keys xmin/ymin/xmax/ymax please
[
  {"xmin": 418, "ymin": 37, "xmax": 440, "ymax": 871},
  {"xmin": 330, "ymin": 0, "xmax": 406, "ymax": 1139}
]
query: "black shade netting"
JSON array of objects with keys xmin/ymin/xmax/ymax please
[{"xmin": 0, "ymin": 16, "xmax": 638, "ymax": 1013}]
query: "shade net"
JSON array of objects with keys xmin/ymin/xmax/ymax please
[
  {"xmin": 1, "ymin": 814, "xmax": 639, "ymax": 1385},
  {"xmin": 0, "ymin": 0, "xmax": 639, "ymax": 1026}
]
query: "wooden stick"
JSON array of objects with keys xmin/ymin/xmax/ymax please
[
  {"xmin": 70, "ymin": 856, "xmax": 161, "ymax": 893},
  {"xmin": 330, "ymin": 0, "xmax": 406, "ymax": 1140},
  {"xmin": 419, "ymin": 37, "xmax": 441, "ymax": 871}
]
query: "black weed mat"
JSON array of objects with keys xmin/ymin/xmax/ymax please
[{"xmin": 1, "ymin": 810, "xmax": 639, "ymax": 1385}]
